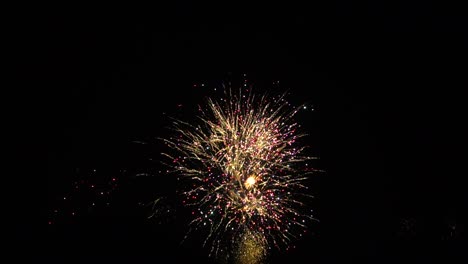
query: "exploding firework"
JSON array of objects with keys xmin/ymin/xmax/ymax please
[{"xmin": 162, "ymin": 85, "xmax": 317, "ymax": 263}]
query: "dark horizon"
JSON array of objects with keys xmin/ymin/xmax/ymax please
[{"xmin": 13, "ymin": 2, "xmax": 467, "ymax": 263}]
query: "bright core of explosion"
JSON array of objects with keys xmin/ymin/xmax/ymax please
[{"xmin": 244, "ymin": 176, "xmax": 257, "ymax": 189}]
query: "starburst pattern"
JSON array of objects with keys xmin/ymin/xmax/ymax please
[{"xmin": 162, "ymin": 86, "xmax": 317, "ymax": 263}]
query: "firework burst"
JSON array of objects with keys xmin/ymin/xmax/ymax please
[{"xmin": 162, "ymin": 86, "xmax": 317, "ymax": 263}]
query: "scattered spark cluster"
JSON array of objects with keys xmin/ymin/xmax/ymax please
[
  {"xmin": 48, "ymin": 168, "xmax": 122, "ymax": 225},
  {"xmin": 162, "ymin": 82, "xmax": 318, "ymax": 263}
]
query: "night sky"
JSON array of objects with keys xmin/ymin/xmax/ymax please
[{"xmin": 14, "ymin": 1, "xmax": 467, "ymax": 263}]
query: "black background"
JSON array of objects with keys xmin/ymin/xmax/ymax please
[{"xmin": 14, "ymin": 1, "xmax": 467, "ymax": 263}]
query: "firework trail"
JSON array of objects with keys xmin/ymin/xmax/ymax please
[{"xmin": 162, "ymin": 85, "xmax": 317, "ymax": 263}]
